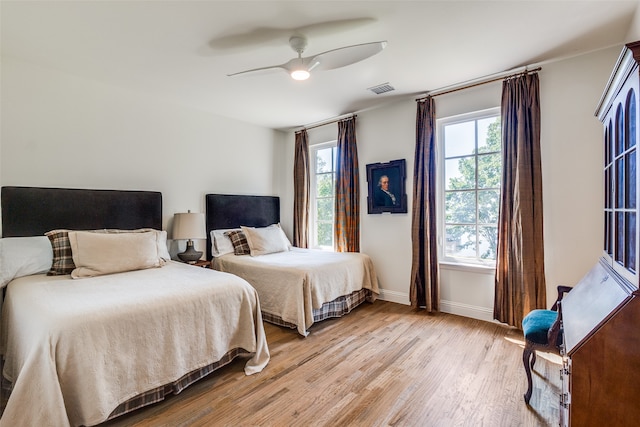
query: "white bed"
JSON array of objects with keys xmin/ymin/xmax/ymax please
[
  {"xmin": 213, "ymin": 247, "xmax": 379, "ymax": 336},
  {"xmin": 0, "ymin": 187, "xmax": 270, "ymax": 427},
  {"xmin": 205, "ymin": 194, "xmax": 380, "ymax": 336},
  {"xmin": 1, "ymin": 262, "xmax": 269, "ymax": 426}
]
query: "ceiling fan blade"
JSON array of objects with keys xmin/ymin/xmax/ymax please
[
  {"xmin": 228, "ymin": 40, "xmax": 387, "ymax": 79},
  {"xmin": 309, "ymin": 41, "xmax": 387, "ymax": 71},
  {"xmin": 292, "ymin": 17, "xmax": 377, "ymax": 38},
  {"xmin": 210, "ymin": 27, "xmax": 289, "ymax": 51},
  {"xmin": 231, "ymin": 56, "xmax": 315, "ymax": 79},
  {"xmin": 207, "ymin": 17, "xmax": 377, "ymax": 52},
  {"xmin": 227, "ymin": 63, "xmax": 287, "ymax": 77}
]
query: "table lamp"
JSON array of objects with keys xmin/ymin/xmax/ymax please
[{"xmin": 172, "ymin": 210, "xmax": 206, "ymax": 263}]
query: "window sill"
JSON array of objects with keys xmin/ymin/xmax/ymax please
[{"xmin": 439, "ymin": 261, "xmax": 495, "ymax": 275}]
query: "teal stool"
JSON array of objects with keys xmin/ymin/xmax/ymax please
[{"xmin": 521, "ymin": 285, "xmax": 572, "ymax": 404}]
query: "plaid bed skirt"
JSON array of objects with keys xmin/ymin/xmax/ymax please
[
  {"xmin": 1, "ymin": 348, "xmax": 250, "ymax": 422},
  {"xmin": 107, "ymin": 347, "xmax": 249, "ymax": 421},
  {"xmin": 261, "ymin": 288, "xmax": 372, "ymax": 332}
]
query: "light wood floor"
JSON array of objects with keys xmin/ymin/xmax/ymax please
[{"xmin": 102, "ymin": 301, "xmax": 561, "ymax": 427}]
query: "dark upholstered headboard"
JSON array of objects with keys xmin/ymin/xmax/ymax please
[
  {"xmin": 1, "ymin": 186, "xmax": 163, "ymax": 237},
  {"xmin": 205, "ymin": 194, "xmax": 280, "ymax": 259}
]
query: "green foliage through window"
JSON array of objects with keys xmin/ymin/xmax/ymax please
[
  {"xmin": 442, "ymin": 113, "xmax": 501, "ymax": 262},
  {"xmin": 311, "ymin": 144, "xmax": 337, "ymax": 249}
]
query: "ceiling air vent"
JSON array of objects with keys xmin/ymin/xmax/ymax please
[{"xmin": 368, "ymin": 82, "xmax": 395, "ymax": 95}]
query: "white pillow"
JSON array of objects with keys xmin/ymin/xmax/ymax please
[
  {"xmin": 210, "ymin": 228, "xmax": 239, "ymax": 257},
  {"xmin": 276, "ymin": 223, "xmax": 293, "ymax": 248},
  {"xmin": 241, "ymin": 224, "xmax": 291, "ymax": 256},
  {"xmin": 0, "ymin": 236, "xmax": 53, "ymax": 288},
  {"xmin": 68, "ymin": 230, "xmax": 165, "ymax": 278},
  {"xmin": 155, "ymin": 230, "xmax": 171, "ymax": 261}
]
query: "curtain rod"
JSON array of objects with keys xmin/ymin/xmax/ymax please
[
  {"xmin": 294, "ymin": 66, "xmax": 541, "ymax": 131},
  {"xmin": 295, "ymin": 114, "xmax": 357, "ymax": 134},
  {"xmin": 416, "ymin": 67, "xmax": 542, "ymax": 101}
]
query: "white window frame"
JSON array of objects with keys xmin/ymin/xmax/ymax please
[
  {"xmin": 437, "ymin": 107, "xmax": 501, "ymax": 270},
  {"xmin": 309, "ymin": 140, "xmax": 337, "ymax": 250}
]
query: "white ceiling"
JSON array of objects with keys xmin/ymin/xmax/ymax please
[{"xmin": 2, "ymin": 1, "xmax": 638, "ymax": 131}]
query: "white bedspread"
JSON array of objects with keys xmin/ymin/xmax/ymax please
[
  {"xmin": 0, "ymin": 261, "xmax": 270, "ymax": 427},
  {"xmin": 213, "ymin": 248, "xmax": 379, "ymax": 336}
]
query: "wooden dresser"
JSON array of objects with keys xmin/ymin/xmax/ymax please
[{"xmin": 559, "ymin": 41, "xmax": 640, "ymax": 427}]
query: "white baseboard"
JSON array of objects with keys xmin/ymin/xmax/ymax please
[
  {"xmin": 439, "ymin": 299, "xmax": 494, "ymax": 322},
  {"xmin": 377, "ymin": 289, "xmax": 409, "ymax": 305},
  {"xmin": 377, "ymin": 291, "xmax": 494, "ymax": 323}
]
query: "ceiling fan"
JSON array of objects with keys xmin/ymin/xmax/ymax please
[{"xmin": 227, "ymin": 35, "xmax": 387, "ymax": 81}]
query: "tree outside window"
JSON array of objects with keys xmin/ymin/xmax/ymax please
[
  {"xmin": 442, "ymin": 111, "xmax": 501, "ymax": 263},
  {"xmin": 311, "ymin": 144, "xmax": 336, "ymax": 249}
]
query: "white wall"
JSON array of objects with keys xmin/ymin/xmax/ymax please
[
  {"xmin": 0, "ymin": 57, "xmax": 287, "ymax": 255},
  {"xmin": 357, "ymin": 101, "xmax": 416, "ymax": 304},
  {"xmin": 627, "ymin": 5, "xmax": 640, "ymax": 42},
  {"xmin": 281, "ymin": 45, "xmax": 623, "ymax": 321}
]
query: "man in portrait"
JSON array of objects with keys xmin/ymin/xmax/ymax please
[{"xmin": 374, "ymin": 175, "xmax": 397, "ymax": 207}]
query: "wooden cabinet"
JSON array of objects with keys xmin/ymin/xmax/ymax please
[
  {"xmin": 559, "ymin": 41, "xmax": 640, "ymax": 427},
  {"xmin": 560, "ymin": 260, "xmax": 640, "ymax": 426},
  {"xmin": 600, "ymin": 41, "xmax": 640, "ymax": 284}
]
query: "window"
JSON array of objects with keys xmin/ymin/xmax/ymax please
[
  {"xmin": 310, "ymin": 142, "xmax": 337, "ymax": 249},
  {"xmin": 438, "ymin": 108, "xmax": 501, "ymax": 266}
]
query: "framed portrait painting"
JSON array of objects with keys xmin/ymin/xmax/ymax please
[{"xmin": 366, "ymin": 159, "xmax": 407, "ymax": 214}]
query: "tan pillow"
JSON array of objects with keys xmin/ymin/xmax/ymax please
[
  {"xmin": 95, "ymin": 228, "xmax": 171, "ymax": 261},
  {"xmin": 68, "ymin": 231, "xmax": 165, "ymax": 278},
  {"xmin": 46, "ymin": 228, "xmax": 170, "ymax": 275},
  {"xmin": 241, "ymin": 224, "xmax": 291, "ymax": 256}
]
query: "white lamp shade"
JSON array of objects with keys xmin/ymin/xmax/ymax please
[{"xmin": 172, "ymin": 212, "xmax": 206, "ymax": 240}]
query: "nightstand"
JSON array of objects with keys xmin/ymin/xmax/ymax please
[{"xmin": 190, "ymin": 260, "xmax": 211, "ymax": 268}]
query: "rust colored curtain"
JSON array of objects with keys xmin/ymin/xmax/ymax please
[
  {"xmin": 334, "ymin": 117, "xmax": 360, "ymax": 252},
  {"xmin": 494, "ymin": 72, "xmax": 546, "ymax": 327},
  {"xmin": 293, "ymin": 130, "xmax": 310, "ymax": 248},
  {"xmin": 410, "ymin": 97, "xmax": 439, "ymax": 311}
]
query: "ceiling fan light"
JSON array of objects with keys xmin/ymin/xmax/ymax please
[{"xmin": 291, "ymin": 69, "xmax": 310, "ymax": 80}]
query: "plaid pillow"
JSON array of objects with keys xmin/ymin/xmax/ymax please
[
  {"xmin": 45, "ymin": 229, "xmax": 75, "ymax": 275},
  {"xmin": 224, "ymin": 230, "xmax": 250, "ymax": 255}
]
